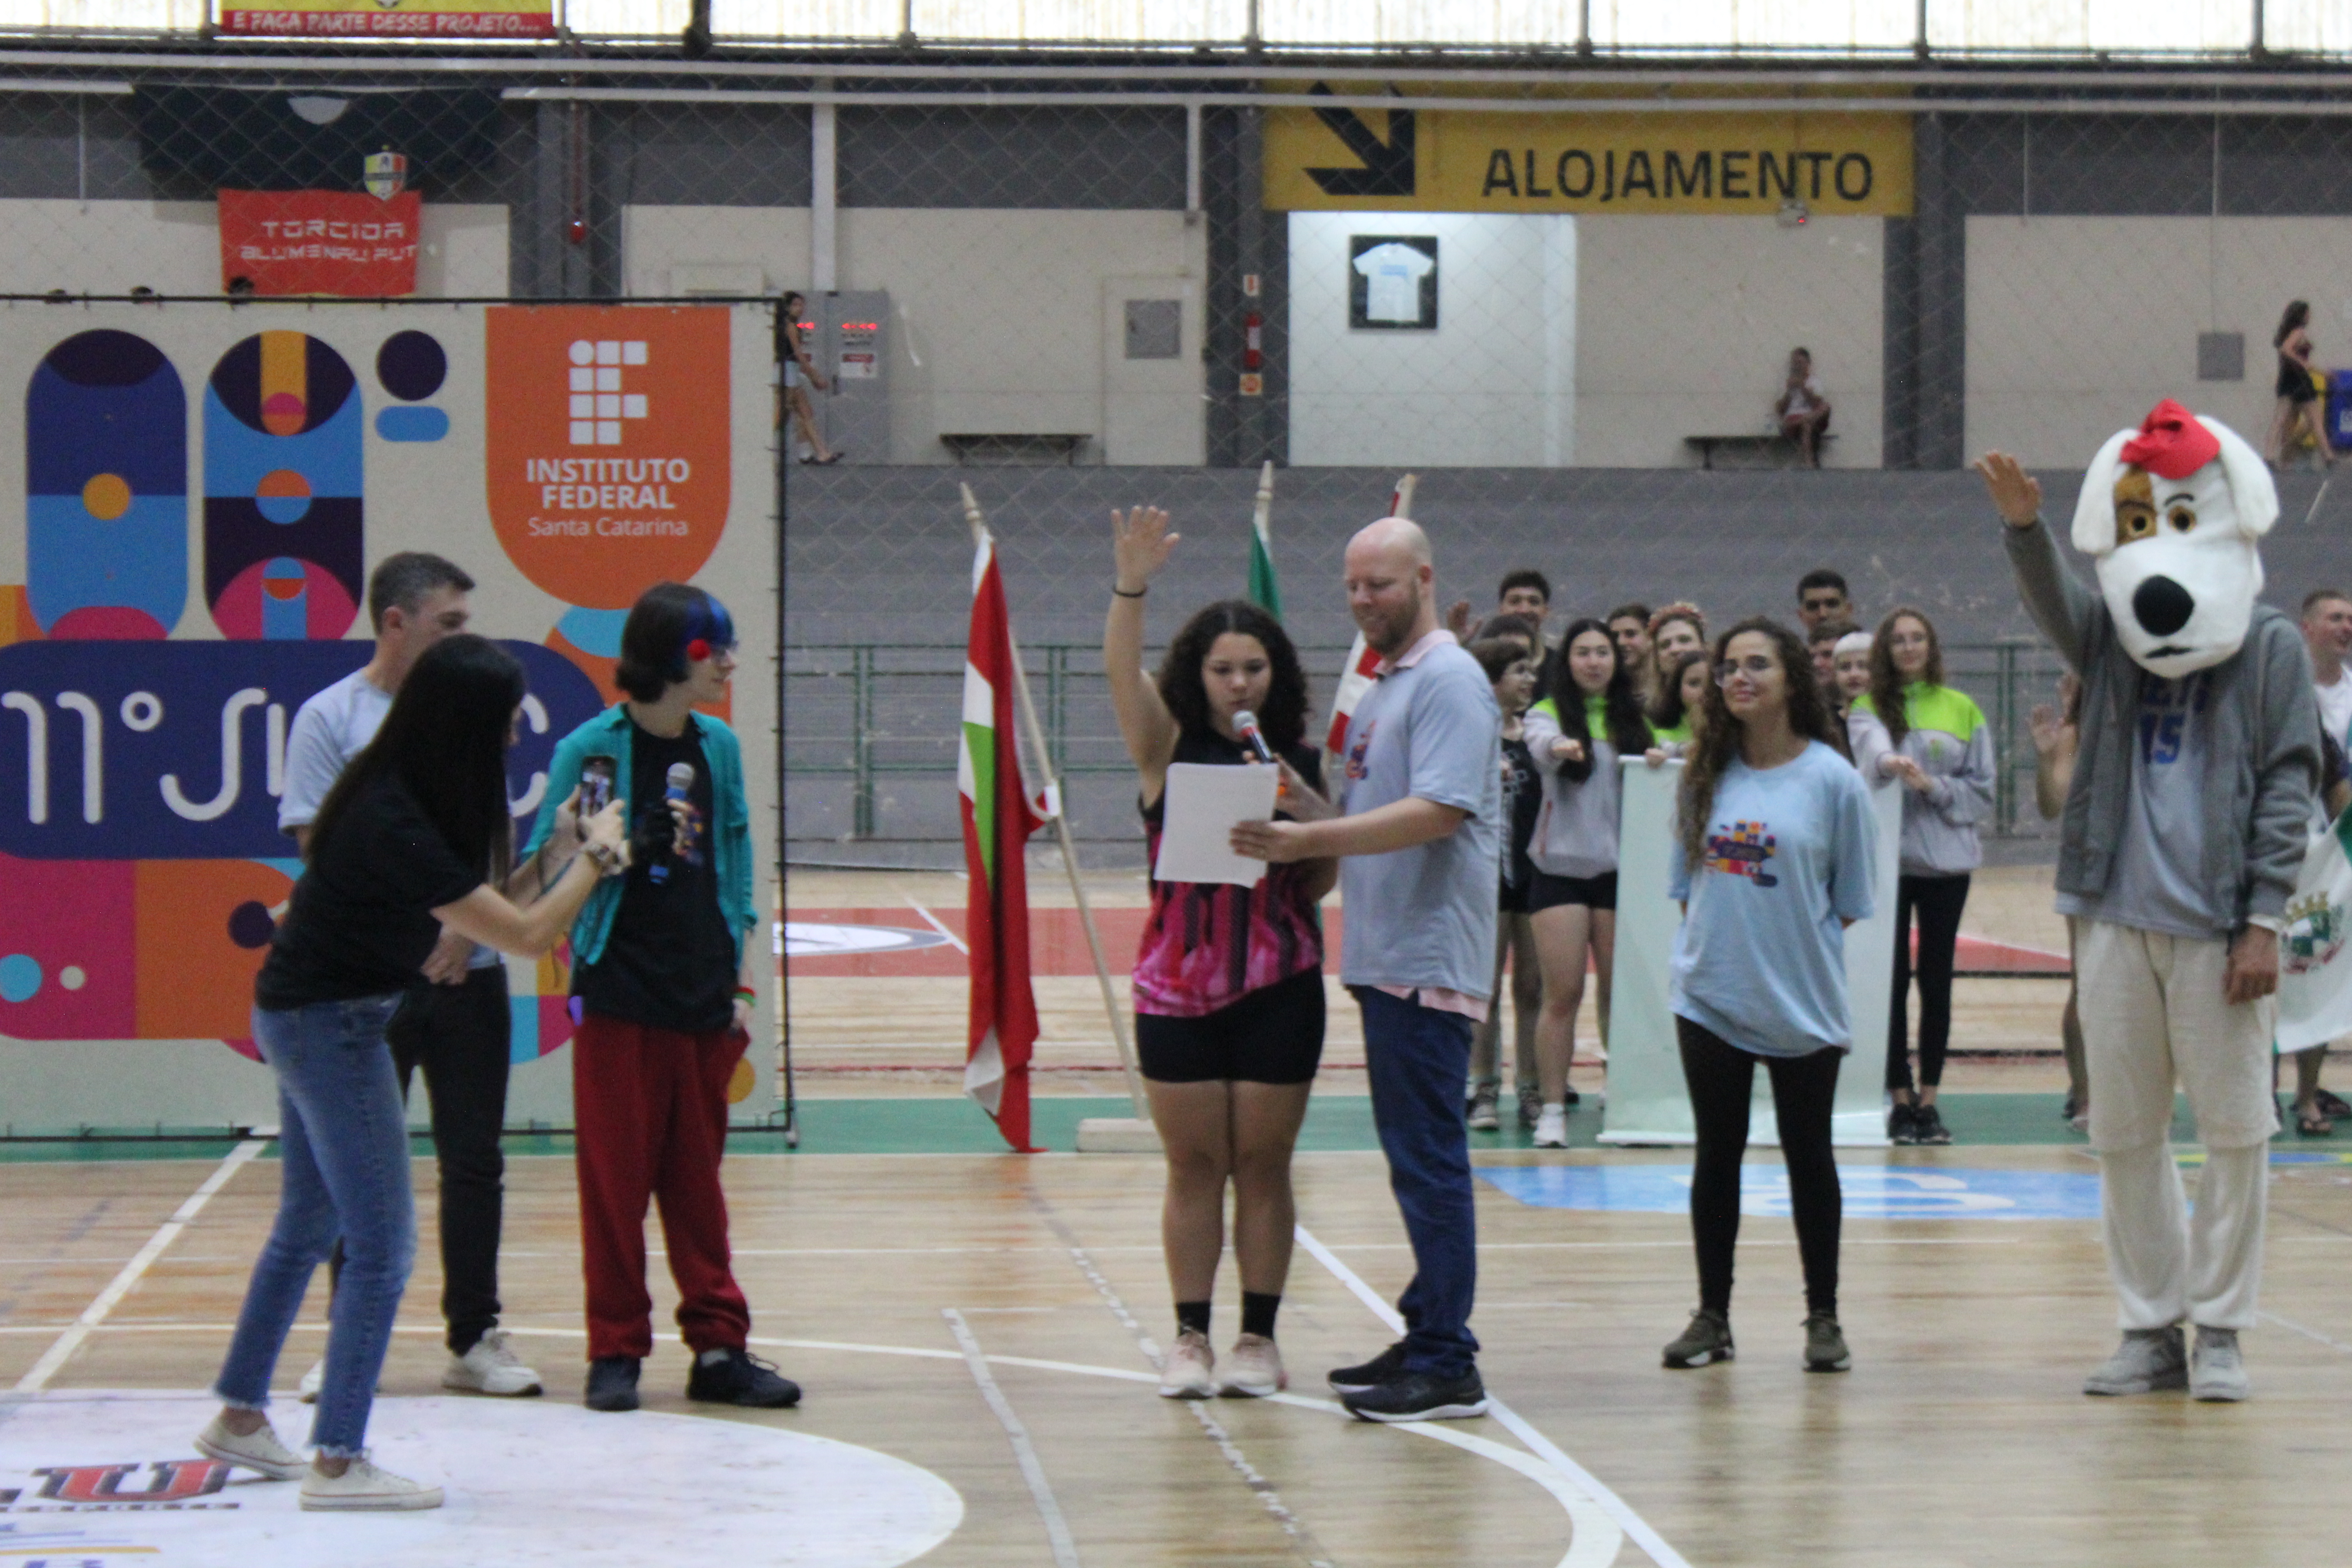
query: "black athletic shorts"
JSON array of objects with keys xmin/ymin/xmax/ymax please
[
  {"xmin": 1499, "ymin": 874, "xmax": 1534, "ymax": 915},
  {"xmin": 1528, "ymin": 869, "xmax": 1618, "ymax": 913},
  {"xmin": 1136, "ymin": 966, "xmax": 1327, "ymax": 1085}
]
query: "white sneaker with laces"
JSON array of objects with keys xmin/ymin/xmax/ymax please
[
  {"xmin": 1218, "ymin": 1333, "xmax": 1287, "ymax": 1397},
  {"xmin": 2082, "ymin": 1325, "xmax": 2187, "ymax": 1396},
  {"xmin": 1532, "ymin": 1104, "xmax": 1569, "ymax": 1148},
  {"xmin": 299, "ymin": 1456, "xmax": 444, "ymax": 1512},
  {"xmin": 442, "ymin": 1328, "xmax": 543, "ymax": 1396},
  {"xmin": 2191, "ymin": 1325, "xmax": 2250, "ymax": 1402},
  {"xmin": 1157, "ymin": 1329, "xmax": 1215, "ymax": 1399},
  {"xmin": 296, "ymin": 1357, "xmax": 323, "ymax": 1403},
  {"xmin": 193, "ymin": 1416, "xmax": 306, "ymax": 1481}
]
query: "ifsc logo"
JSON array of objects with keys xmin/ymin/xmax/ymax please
[{"xmin": 3, "ymin": 1456, "xmax": 237, "ymax": 1510}]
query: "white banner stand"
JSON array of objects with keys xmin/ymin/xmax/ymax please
[{"xmin": 1598, "ymin": 758, "xmax": 1900, "ymax": 1148}]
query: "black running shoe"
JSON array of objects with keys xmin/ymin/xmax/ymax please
[
  {"xmin": 585, "ymin": 1355, "xmax": 641, "ymax": 1412},
  {"xmin": 1913, "ymin": 1103, "xmax": 1953, "ymax": 1146},
  {"xmin": 1888, "ymin": 1102, "xmax": 1919, "ymax": 1145},
  {"xmin": 687, "ymin": 1347, "xmax": 802, "ymax": 1408},
  {"xmin": 1328, "ymin": 1342, "xmax": 1408, "ymax": 1395},
  {"xmin": 1341, "ymin": 1367, "xmax": 1489, "ymax": 1423}
]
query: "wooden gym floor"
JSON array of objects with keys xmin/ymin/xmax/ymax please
[{"xmin": 5, "ymin": 861, "xmax": 2350, "ymax": 1568}]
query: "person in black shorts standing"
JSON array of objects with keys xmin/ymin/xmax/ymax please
[
  {"xmin": 1466, "ymin": 636, "xmax": 1543, "ymax": 1132},
  {"xmin": 1106, "ymin": 505, "xmax": 1338, "ymax": 1401}
]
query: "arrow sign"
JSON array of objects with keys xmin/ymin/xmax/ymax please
[{"xmin": 1306, "ymin": 83, "xmax": 1415, "ymax": 198}]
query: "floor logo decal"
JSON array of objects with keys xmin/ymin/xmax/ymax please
[{"xmin": 1480, "ymin": 1164, "xmax": 2105, "ymax": 1220}]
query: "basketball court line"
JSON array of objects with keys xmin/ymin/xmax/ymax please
[
  {"xmin": 942, "ymin": 1307, "xmax": 1085, "ymax": 1568},
  {"xmin": 2257, "ymin": 1308, "xmax": 2352, "ymax": 1354},
  {"xmin": 905, "ymin": 896, "xmax": 968, "ymax": 954},
  {"xmin": 10, "ymin": 1136, "xmax": 269, "ymax": 1395},
  {"xmin": 1293, "ymin": 1223, "xmax": 1693, "ymax": 1568}
]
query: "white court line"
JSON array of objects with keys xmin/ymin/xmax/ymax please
[
  {"xmin": 906, "ymin": 896, "xmax": 969, "ymax": 954},
  {"xmin": 10, "ymin": 1137, "xmax": 268, "ymax": 1394},
  {"xmin": 1294, "ymin": 1223, "xmax": 1694, "ymax": 1568},
  {"xmin": 943, "ymin": 1308, "xmax": 1084, "ymax": 1568},
  {"xmin": 2258, "ymin": 1309, "xmax": 2352, "ymax": 1353}
]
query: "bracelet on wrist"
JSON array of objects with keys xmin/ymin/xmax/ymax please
[
  {"xmin": 1112, "ymin": 583, "xmax": 1147, "ymax": 598},
  {"xmin": 733, "ymin": 986, "xmax": 757, "ymax": 1001}
]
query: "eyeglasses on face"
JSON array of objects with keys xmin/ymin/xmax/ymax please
[{"xmin": 1715, "ymin": 655, "xmax": 1778, "ymax": 686}]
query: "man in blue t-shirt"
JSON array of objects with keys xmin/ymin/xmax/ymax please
[{"xmin": 1236, "ymin": 516, "xmax": 1500, "ymax": 1423}]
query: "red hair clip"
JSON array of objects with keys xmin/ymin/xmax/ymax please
[{"xmin": 686, "ymin": 638, "xmax": 712, "ymax": 662}]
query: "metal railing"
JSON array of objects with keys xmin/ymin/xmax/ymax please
[{"xmin": 785, "ymin": 639, "xmax": 2073, "ymax": 844}]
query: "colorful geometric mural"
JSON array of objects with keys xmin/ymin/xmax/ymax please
[
  {"xmin": 26, "ymin": 329, "xmax": 187, "ymax": 640},
  {"xmin": 204, "ymin": 331, "xmax": 365, "ymax": 640}
]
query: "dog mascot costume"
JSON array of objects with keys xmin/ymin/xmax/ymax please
[{"xmin": 1987, "ymin": 399, "xmax": 2320, "ymax": 1402}]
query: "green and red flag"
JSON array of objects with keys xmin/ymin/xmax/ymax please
[
  {"xmin": 1247, "ymin": 460, "xmax": 1282, "ymax": 617},
  {"xmin": 958, "ymin": 533, "xmax": 1048, "ymax": 1152}
]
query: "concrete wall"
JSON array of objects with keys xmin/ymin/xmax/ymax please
[
  {"xmin": 623, "ymin": 204, "xmax": 1206, "ymax": 465},
  {"xmin": 1574, "ymin": 215, "xmax": 1885, "ymax": 468},
  {"xmin": 0, "ymin": 198, "xmax": 510, "ymax": 297},
  {"xmin": 1965, "ymin": 214, "xmax": 2352, "ymax": 466},
  {"xmin": 1286, "ymin": 210, "xmax": 1575, "ymax": 467}
]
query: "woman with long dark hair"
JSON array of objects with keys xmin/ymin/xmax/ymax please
[
  {"xmin": 779, "ymin": 291, "xmax": 841, "ymax": 464},
  {"xmin": 1521, "ymin": 617, "xmax": 1652, "ymax": 1145},
  {"xmin": 1851, "ymin": 607, "xmax": 1994, "ymax": 1146},
  {"xmin": 1106, "ymin": 506, "xmax": 1337, "ymax": 1400},
  {"xmin": 2267, "ymin": 300, "xmax": 2337, "ymax": 469},
  {"xmin": 1661, "ymin": 618, "xmax": 1876, "ymax": 1376},
  {"xmin": 1647, "ymin": 648, "xmax": 1713, "ymax": 753},
  {"xmin": 198, "ymin": 635, "xmax": 627, "ymax": 1510}
]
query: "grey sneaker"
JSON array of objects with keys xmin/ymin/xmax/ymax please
[
  {"xmin": 1803, "ymin": 1313, "xmax": 1852, "ymax": 1372},
  {"xmin": 1516, "ymin": 1084, "xmax": 1542, "ymax": 1129},
  {"xmin": 1465, "ymin": 1084, "xmax": 1500, "ymax": 1132},
  {"xmin": 1662, "ymin": 1308, "xmax": 1735, "ymax": 1369},
  {"xmin": 2190, "ymin": 1325, "xmax": 2249, "ymax": 1402},
  {"xmin": 2083, "ymin": 1326, "xmax": 2187, "ymax": 1396}
]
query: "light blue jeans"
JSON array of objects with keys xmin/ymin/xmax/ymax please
[{"xmin": 213, "ymin": 995, "xmax": 415, "ymax": 1457}]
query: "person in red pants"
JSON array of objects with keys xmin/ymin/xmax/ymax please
[{"xmin": 526, "ymin": 582, "xmax": 797, "ymax": 1413}]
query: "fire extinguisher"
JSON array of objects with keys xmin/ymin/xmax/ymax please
[{"xmin": 1243, "ymin": 310, "xmax": 1263, "ymax": 372}]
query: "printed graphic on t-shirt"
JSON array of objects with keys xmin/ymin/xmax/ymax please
[
  {"xmin": 2137, "ymin": 674, "xmax": 2209, "ymax": 766},
  {"xmin": 1703, "ymin": 820, "xmax": 1779, "ymax": 886},
  {"xmin": 1346, "ymin": 720, "xmax": 1377, "ymax": 781}
]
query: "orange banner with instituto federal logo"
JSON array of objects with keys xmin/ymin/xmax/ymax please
[{"xmin": 485, "ymin": 306, "xmax": 731, "ymax": 610}]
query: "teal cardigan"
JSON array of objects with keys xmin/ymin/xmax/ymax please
[{"xmin": 526, "ymin": 705, "xmax": 759, "ymax": 969}]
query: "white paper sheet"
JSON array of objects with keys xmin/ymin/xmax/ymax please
[{"xmin": 1152, "ymin": 761, "xmax": 1281, "ymax": 887}]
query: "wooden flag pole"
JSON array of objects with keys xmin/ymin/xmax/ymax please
[
  {"xmin": 1392, "ymin": 470, "xmax": 1418, "ymax": 520},
  {"xmin": 960, "ymin": 485, "xmax": 1155, "ymax": 1143},
  {"xmin": 1253, "ymin": 458, "xmax": 1276, "ymax": 537}
]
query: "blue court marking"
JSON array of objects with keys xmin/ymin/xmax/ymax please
[{"xmin": 1479, "ymin": 1164, "xmax": 2105, "ymax": 1221}]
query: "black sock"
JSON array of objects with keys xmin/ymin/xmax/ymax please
[
  {"xmin": 1240, "ymin": 1291, "xmax": 1281, "ymax": 1339},
  {"xmin": 1175, "ymin": 1300, "xmax": 1211, "ymax": 1338}
]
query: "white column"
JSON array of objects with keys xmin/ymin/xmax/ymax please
[{"xmin": 811, "ymin": 84, "xmax": 838, "ymax": 294}]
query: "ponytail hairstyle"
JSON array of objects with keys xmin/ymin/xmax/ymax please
[
  {"xmin": 308, "ymin": 633, "xmax": 524, "ymax": 886},
  {"xmin": 1677, "ymin": 617, "xmax": 1844, "ymax": 867},
  {"xmin": 1866, "ymin": 605, "xmax": 1945, "ymax": 750},
  {"xmin": 1548, "ymin": 616, "xmax": 1652, "ymax": 755},
  {"xmin": 615, "ymin": 583, "xmax": 736, "ymax": 703}
]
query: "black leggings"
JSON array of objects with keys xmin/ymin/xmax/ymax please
[
  {"xmin": 1889, "ymin": 872, "xmax": 1971, "ymax": 1093},
  {"xmin": 1676, "ymin": 1017, "xmax": 1843, "ymax": 1318}
]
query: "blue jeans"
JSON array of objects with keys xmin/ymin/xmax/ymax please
[
  {"xmin": 214, "ymin": 995, "xmax": 415, "ymax": 1457},
  {"xmin": 1354, "ymin": 987, "xmax": 1480, "ymax": 1377}
]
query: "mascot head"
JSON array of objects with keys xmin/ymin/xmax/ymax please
[{"xmin": 2069, "ymin": 398, "xmax": 2279, "ymax": 679}]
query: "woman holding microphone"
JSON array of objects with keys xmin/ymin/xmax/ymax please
[
  {"xmin": 196, "ymin": 635, "xmax": 627, "ymax": 1510},
  {"xmin": 1661, "ymin": 618, "xmax": 1876, "ymax": 1376},
  {"xmin": 1105, "ymin": 505, "xmax": 1337, "ymax": 1401}
]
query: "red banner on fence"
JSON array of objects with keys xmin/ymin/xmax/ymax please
[{"xmin": 217, "ymin": 189, "xmax": 422, "ymax": 298}]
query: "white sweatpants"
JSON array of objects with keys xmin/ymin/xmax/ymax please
[{"xmin": 2077, "ymin": 919, "xmax": 2273, "ymax": 1331}]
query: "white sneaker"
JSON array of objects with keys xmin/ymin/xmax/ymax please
[
  {"xmin": 1157, "ymin": 1329, "xmax": 1215, "ymax": 1399},
  {"xmin": 1218, "ymin": 1333, "xmax": 1288, "ymax": 1397},
  {"xmin": 2083, "ymin": 1326, "xmax": 2187, "ymax": 1396},
  {"xmin": 442, "ymin": 1328, "xmax": 543, "ymax": 1396},
  {"xmin": 193, "ymin": 1415, "xmax": 306, "ymax": 1481},
  {"xmin": 296, "ymin": 1357, "xmax": 323, "ymax": 1403},
  {"xmin": 1532, "ymin": 1104, "xmax": 1569, "ymax": 1148},
  {"xmin": 2191, "ymin": 1325, "xmax": 2250, "ymax": 1402},
  {"xmin": 299, "ymin": 1456, "xmax": 444, "ymax": 1512}
]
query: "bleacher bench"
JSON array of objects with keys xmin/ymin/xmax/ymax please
[{"xmin": 1684, "ymin": 432, "xmax": 1836, "ymax": 470}]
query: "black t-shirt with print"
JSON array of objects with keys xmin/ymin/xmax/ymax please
[
  {"xmin": 256, "ymin": 773, "xmax": 485, "ymax": 1010},
  {"xmin": 573, "ymin": 720, "xmax": 740, "ymax": 1034}
]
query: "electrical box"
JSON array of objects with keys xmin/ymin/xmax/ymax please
[{"xmin": 813, "ymin": 290, "xmax": 890, "ymax": 466}]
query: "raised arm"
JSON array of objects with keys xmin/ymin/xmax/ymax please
[
  {"xmin": 1105, "ymin": 505, "xmax": 1181, "ymax": 797},
  {"xmin": 1979, "ymin": 451, "xmax": 2102, "ymax": 672}
]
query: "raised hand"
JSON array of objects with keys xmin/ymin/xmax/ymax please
[
  {"xmin": 2028, "ymin": 702, "xmax": 2063, "ymax": 756},
  {"xmin": 1974, "ymin": 451, "xmax": 2043, "ymax": 529},
  {"xmin": 1446, "ymin": 599, "xmax": 1474, "ymax": 638},
  {"xmin": 1112, "ymin": 506, "xmax": 1179, "ymax": 593}
]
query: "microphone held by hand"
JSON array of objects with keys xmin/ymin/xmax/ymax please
[{"xmin": 1231, "ymin": 709, "xmax": 1278, "ymax": 765}]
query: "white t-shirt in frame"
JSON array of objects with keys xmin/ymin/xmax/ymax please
[
  {"xmin": 2315, "ymin": 667, "xmax": 2352, "ymax": 750},
  {"xmin": 1353, "ymin": 242, "xmax": 1435, "ymax": 326}
]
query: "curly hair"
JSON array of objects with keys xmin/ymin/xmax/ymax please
[
  {"xmin": 1548, "ymin": 616, "xmax": 1652, "ymax": 762},
  {"xmin": 1647, "ymin": 648, "xmax": 1712, "ymax": 734},
  {"xmin": 1155, "ymin": 599, "xmax": 1311, "ymax": 751},
  {"xmin": 1677, "ymin": 617, "xmax": 1847, "ymax": 867},
  {"xmin": 1866, "ymin": 606, "xmax": 1945, "ymax": 750}
]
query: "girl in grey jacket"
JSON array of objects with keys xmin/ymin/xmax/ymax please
[
  {"xmin": 1520, "ymin": 618, "xmax": 1654, "ymax": 1147},
  {"xmin": 1848, "ymin": 608, "xmax": 1996, "ymax": 1144}
]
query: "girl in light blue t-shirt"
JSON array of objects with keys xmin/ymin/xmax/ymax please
[{"xmin": 1660, "ymin": 617, "xmax": 1876, "ymax": 1380}]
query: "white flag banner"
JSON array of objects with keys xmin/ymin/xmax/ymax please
[{"xmin": 2276, "ymin": 818, "xmax": 2352, "ymax": 1054}]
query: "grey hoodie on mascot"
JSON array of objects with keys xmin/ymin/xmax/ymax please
[{"xmin": 1983, "ymin": 398, "xmax": 2319, "ymax": 1405}]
